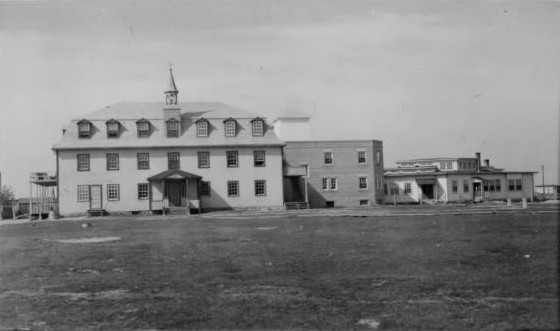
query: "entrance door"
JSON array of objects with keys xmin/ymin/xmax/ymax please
[
  {"xmin": 473, "ymin": 183, "xmax": 482, "ymax": 201},
  {"xmin": 89, "ymin": 185, "xmax": 102, "ymax": 209},
  {"xmin": 420, "ymin": 184, "xmax": 434, "ymax": 199},
  {"xmin": 168, "ymin": 182, "xmax": 182, "ymax": 207}
]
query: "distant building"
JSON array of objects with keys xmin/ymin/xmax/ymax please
[
  {"xmin": 283, "ymin": 140, "xmax": 384, "ymax": 208},
  {"xmin": 534, "ymin": 185, "xmax": 559, "ymax": 200},
  {"xmin": 384, "ymin": 153, "xmax": 535, "ymax": 204}
]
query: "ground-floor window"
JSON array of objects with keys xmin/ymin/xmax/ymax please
[
  {"xmin": 359, "ymin": 177, "xmax": 368, "ymax": 189},
  {"xmin": 227, "ymin": 181, "xmax": 239, "ymax": 197},
  {"xmin": 390, "ymin": 184, "xmax": 399, "ymax": 195},
  {"xmin": 255, "ymin": 180, "xmax": 266, "ymax": 196},
  {"xmin": 359, "ymin": 199, "xmax": 368, "ymax": 206},
  {"xmin": 77, "ymin": 185, "xmax": 89, "ymax": 202},
  {"xmin": 463, "ymin": 180, "xmax": 469, "ymax": 193},
  {"xmin": 138, "ymin": 183, "xmax": 149, "ymax": 200},
  {"xmin": 452, "ymin": 180, "xmax": 458, "ymax": 193},
  {"xmin": 200, "ymin": 181, "xmax": 211, "ymax": 196},
  {"xmin": 107, "ymin": 184, "xmax": 120, "ymax": 201},
  {"xmin": 508, "ymin": 179, "xmax": 523, "ymax": 191},
  {"xmin": 404, "ymin": 182, "xmax": 412, "ymax": 194},
  {"xmin": 515, "ymin": 179, "xmax": 522, "ymax": 190}
]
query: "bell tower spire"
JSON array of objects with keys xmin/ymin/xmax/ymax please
[{"xmin": 165, "ymin": 64, "xmax": 179, "ymax": 105}]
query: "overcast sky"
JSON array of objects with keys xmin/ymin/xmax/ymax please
[{"xmin": 0, "ymin": 0, "xmax": 558, "ymax": 197}]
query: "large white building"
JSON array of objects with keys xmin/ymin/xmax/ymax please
[{"xmin": 53, "ymin": 68, "xmax": 286, "ymax": 215}]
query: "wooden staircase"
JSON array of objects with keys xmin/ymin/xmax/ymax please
[{"xmin": 285, "ymin": 202, "xmax": 308, "ymax": 210}]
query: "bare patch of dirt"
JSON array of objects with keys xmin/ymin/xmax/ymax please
[{"xmin": 49, "ymin": 236, "xmax": 121, "ymax": 244}]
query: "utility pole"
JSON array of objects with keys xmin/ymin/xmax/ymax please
[{"xmin": 541, "ymin": 164, "xmax": 545, "ymax": 195}]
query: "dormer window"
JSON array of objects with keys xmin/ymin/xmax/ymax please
[
  {"xmin": 166, "ymin": 119, "xmax": 179, "ymax": 138},
  {"xmin": 251, "ymin": 118, "xmax": 264, "ymax": 136},
  {"xmin": 136, "ymin": 119, "xmax": 151, "ymax": 138},
  {"xmin": 223, "ymin": 118, "xmax": 237, "ymax": 137},
  {"xmin": 77, "ymin": 120, "xmax": 92, "ymax": 139},
  {"xmin": 196, "ymin": 119, "xmax": 209, "ymax": 137},
  {"xmin": 106, "ymin": 119, "xmax": 120, "ymax": 138}
]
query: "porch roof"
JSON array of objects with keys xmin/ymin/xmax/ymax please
[{"xmin": 147, "ymin": 169, "xmax": 201, "ymax": 181}]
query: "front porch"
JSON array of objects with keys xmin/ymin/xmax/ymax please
[{"xmin": 148, "ymin": 169, "xmax": 202, "ymax": 214}]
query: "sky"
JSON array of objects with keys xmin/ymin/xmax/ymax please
[{"xmin": 0, "ymin": 0, "xmax": 559, "ymax": 197}]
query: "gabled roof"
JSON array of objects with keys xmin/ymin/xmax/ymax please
[
  {"xmin": 74, "ymin": 102, "xmax": 262, "ymax": 121},
  {"xmin": 147, "ymin": 169, "xmax": 201, "ymax": 181}
]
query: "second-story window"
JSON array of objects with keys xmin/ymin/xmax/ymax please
[
  {"xmin": 251, "ymin": 118, "xmax": 264, "ymax": 136},
  {"xmin": 77, "ymin": 154, "xmax": 90, "ymax": 171},
  {"xmin": 78, "ymin": 120, "xmax": 92, "ymax": 139},
  {"xmin": 168, "ymin": 152, "xmax": 180, "ymax": 170},
  {"xmin": 137, "ymin": 153, "xmax": 150, "ymax": 170},
  {"xmin": 358, "ymin": 151, "xmax": 366, "ymax": 164},
  {"xmin": 224, "ymin": 119, "xmax": 237, "ymax": 137},
  {"xmin": 136, "ymin": 119, "xmax": 151, "ymax": 138},
  {"xmin": 324, "ymin": 152, "xmax": 333, "ymax": 165},
  {"xmin": 106, "ymin": 120, "xmax": 120, "ymax": 138},
  {"xmin": 197, "ymin": 119, "xmax": 209, "ymax": 137},
  {"xmin": 226, "ymin": 151, "xmax": 238, "ymax": 168},
  {"xmin": 167, "ymin": 119, "xmax": 179, "ymax": 138},
  {"xmin": 254, "ymin": 150, "xmax": 265, "ymax": 167},
  {"xmin": 106, "ymin": 153, "xmax": 119, "ymax": 170},
  {"xmin": 198, "ymin": 152, "xmax": 210, "ymax": 168}
]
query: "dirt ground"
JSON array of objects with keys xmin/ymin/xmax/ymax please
[{"xmin": 1, "ymin": 207, "xmax": 558, "ymax": 330}]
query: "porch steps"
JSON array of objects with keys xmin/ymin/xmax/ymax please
[
  {"xmin": 285, "ymin": 202, "xmax": 308, "ymax": 210},
  {"xmin": 165, "ymin": 207, "xmax": 190, "ymax": 215},
  {"xmin": 87, "ymin": 209, "xmax": 106, "ymax": 217},
  {"xmin": 421, "ymin": 199, "xmax": 436, "ymax": 205}
]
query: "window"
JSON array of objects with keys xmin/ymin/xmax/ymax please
[
  {"xmin": 200, "ymin": 181, "xmax": 211, "ymax": 196},
  {"xmin": 358, "ymin": 151, "xmax": 366, "ymax": 164},
  {"xmin": 226, "ymin": 151, "xmax": 238, "ymax": 167},
  {"xmin": 508, "ymin": 179, "xmax": 515, "ymax": 191},
  {"xmin": 463, "ymin": 180, "xmax": 469, "ymax": 193},
  {"xmin": 107, "ymin": 184, "xmax": 119, "ymax": 201},
  {"xmin": 515, "ymin": 179, "xmax": 522, "ymax": 191},
  {"xmin": 227, "ymin": 181, "xmax": 239, "ymax": 197},
  {"xmin": 360, "ymin": 199, "xmax": 369, "ymax": 206},
  {"xmin": 255, "ymin": 180, "xmax": 267, "ymax": 196},
  {"xmin": 137, "ymin": 120, "xmax": 150, "ymax": 138},
  {"xmin": 77, "ymin": 185, "xmax": 89, "ymax": 202},
  {"xmin": 404, "ymin": 182, "xmax": 412, "ymax": 194},
  {"xmin": 390, "ymin": 184, "xmax": 399, "ymax": 195},
  {"xmin": 440, "ymin": 162, "xmax": 447, "ymax": 170},
  {"xmin": 198, "ymin": 152, "xmax": 210, "ymax": 168},
  {"xmin": 224, "ymin": 119, "xmax": 236, "ymax": 137},
  {"xmin": 77, "ymin": 154, "xmax": 90, "ymax": 171},
  {"xmin": 167, "ymin": 119, "xmax": 179, "ymax": 138},
  {"xmin": 452, "ymin": 180, "xmax": 458, "ymax": 193},
  {"xmin": 376, "ymin": 151, "xmax": 381, "ymax": 164},
  {"xmin": 138, "ymin": 183, "xmax": 149, "ymax": 200},
  {"xmin": 168, "ymin": 152, "xmax": 180, "ymax": 170},
  {"xmin": 495, "ymin": 179, "xmax": 501, "ymax": 192},
  {"xmin": 137, "ymin": 153, "xmax": 150, "ymax": 170},
  {"xmin": 78, "ymin": 120, "xmax": 91, "ymax": 139},
  {"xmin": 106, "ymin": 153, "xmax": 119, "ymax": 171},
  {"xmin": 359, "ymin": 177, "xmax": 368, "ymax": 189},
  {"xmin": 106, "ymin": 120, "xmax": 120, "ymax": 138},
  {"xmin": 254, "ymin": 150, "xmax": 266, "ymax": 167},
  {"xmin": 447, "ymin": 161, "xmax": 453, "ymax": 169},
  {"xmin": 197, "ymin": 119, "xmax": 209, "ymax": 137},
  {"xmin": 322, "ymin": 178, "xmax": 329, "ymax": 191},
  {"xmin": 324, "ymin": 152, "xmax": 333, "ymax": 165},
  {"xmin": 251, "ymin": 119, "xmax": 264, "ymax": 136},
  {"xmin": 384, "ymin": 183, "xmax": 388, "ymax": 195},
  {"xmin": 330, "ymin": 177, "xmax": 338, "ymax": 191}
]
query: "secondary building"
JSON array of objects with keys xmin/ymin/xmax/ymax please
[
  {"xmin": 282, "ymin": 140, "xmax": 385, "ymax": 208},
  {"xmin": 383, "ymin": 153, "xmax": 535, "ymax": 204}
]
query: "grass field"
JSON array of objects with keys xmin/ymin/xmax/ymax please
[{"xmin": 1, "ymin": 212, "xmax": 558, "ymax": 330}]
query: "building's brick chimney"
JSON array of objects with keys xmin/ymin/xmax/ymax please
[
  {"xmin": 475, "ymin": 152, "xmax": 481, "ymax": 172},
  {"xmin": 484, "ymin": 159, "xmax": 490, "ymax": 169}
]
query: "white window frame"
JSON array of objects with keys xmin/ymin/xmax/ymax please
[
  {"xmin": 77, "ymin": 154, "xmax": 90, "ymax": 171},
  {"xmin": 227, "ymin": 180, "xmax": 239, "ymax": 197},
  {"xmin": 226, "ymin": 151, "xmax": 238, "ymax": 168},
  {"xmin": 197, "ymin": 120, "xmax": 209, "ymax": 137},
  {"xmin": 254, "ymin": 150, "xmax": 266, "ymax": 167},
  {"xmin": 138, "ymin": 183, "xmax": 149, "ymax": 200},
  {"xmin": 330, "ymin": 177, "xmax": 338, "ymax": 191},
  {"xmin": 404, "ymin": 182, "xmax": 412, "ymax": 194},
  {"xmin": 200, "ymin": 181, "xmax": 211, "ymax": 196},
  {"xmin": 359, "ymin": 177, "xmax": 368, "ymax": 190},
  {"xmin": 255, "ymin": 180, "xmax": 267, "ymax": 196},
  {"xmin": 137, "ymin": 153, "xmax": 150, "ymax": 170},
  {"xmin": 107, "ymin": 184, "xmax": 120, "ymax": 201},
  {"xmin": 77, "ymin": 185, "xmax": 89, "ymax": 202},
  {"xmin": 106, "ymin": 153, "xmax": 119, "ymax": 171},
  {"xmin": 358, "ymin": 151, "xmax": 366, "ymax": 164},
  {"xmin": 224, "ymin": 120, "xmax": 236, "ymax": 137},
  {"xmin": 252, "ymin": 119, "xmax": 264, "ymax": 136},
  {"xmin": 324, "ymin": 152, "xmax": 333, "ymax": 165},
  {"xmin": 167, "ymin": 119, "xmax": 179, "ymax": 138},
  {"xmin": 198, "ymin": 151, "xmax": 210, "ymax": 168}
]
